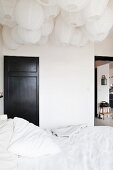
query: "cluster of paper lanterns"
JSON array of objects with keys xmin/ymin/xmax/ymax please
[{"xmin": 0, "ymin": 0, "xmax": 113, "ymax": 49}]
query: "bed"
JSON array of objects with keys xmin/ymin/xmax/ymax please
[{"xmin": 0, "ymin": 117, "xmax": 113, "ymax": 170}]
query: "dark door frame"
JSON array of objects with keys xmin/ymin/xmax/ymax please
[{"xmin": 94, "ymin": 56, "xmax": 113, "ymax": 121}]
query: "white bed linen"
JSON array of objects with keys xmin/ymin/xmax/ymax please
[
  {"xmin": 1, "ymin": 118, "xmax": 113, "ymax": 170},
  {"xmin": 51, "ymin": 126, "xmax": 113, "ymax": 170},
  {"xmin": 17, "ymin": 126, "xmax": 113, "ymax": 170},
  {"xmin": 0, "ymin": 151, "xmax": 18, "ymax": 170},
  {"xmin": 18, "ymin": 153, "xmax": 69, "ymax": 170},
  {"xmin": 8, "ymin": 117, "xmax": 61, "ymax": 157}
]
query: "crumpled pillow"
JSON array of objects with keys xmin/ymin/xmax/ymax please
[{"xmin": 8, "ymin": 117, "xmax": 61, "ymax": 157}]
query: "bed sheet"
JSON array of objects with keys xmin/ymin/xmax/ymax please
[
  {"xmin": 17, "ymin": 153, "xmax": 69, "ymax": 170},
  {"xmin": 51, "ymin": 126, "xmax": 113, "ymax": 170},
  {"xmin": 1, "ymin": 118, "xmax": 113, "ymax": 170},
  {"xmin": 0, "ymin": 151, "xmax": 18, "ymax": 170},
  {"xmin": 18, "ymin": 126, "xmax": 113, "ymax": 170}
]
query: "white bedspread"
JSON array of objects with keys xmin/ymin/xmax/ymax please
[
  {"xmin": 18, "ymin": 153, "xmax": 69, "ymax": 170},
  {"xmin": 0, "ymin": 118, "xmax": 113, "ymax": 170},
  {"xmin": 52, "ymin": 126, "xmax": 113, "ymax": 170},
  {"xmin": 18, "ymin": 126, "xmax": 113, "ymax": 170},
  {"xmin": 0, "ymin": 151, "xmax": 17, "ymax": 170}
]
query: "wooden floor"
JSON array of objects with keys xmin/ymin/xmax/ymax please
[{"xmin": 95, "ymin": 117, "xmax": 113, "ymax": 127}]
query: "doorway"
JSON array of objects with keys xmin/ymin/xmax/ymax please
[{"xmin": 95, "ymin": 56, "xmax": 113, "ymax": 126}]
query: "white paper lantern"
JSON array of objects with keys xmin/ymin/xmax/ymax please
[
  {"xmin": 2, "ymin": 26, "xmax": 20, "ymax": 49},
  {"xmin": 43, "ymin": 5, "xmax": 60, "ymax": 19},
  {"xmin": 83, "ymin": 0, "xmax": 109, "ymax": 20},
  {"xmin": 11, "ymin": 26, "xmax": 25, "ymax": 44},
  {"xmin": 0, "ymin": 15, "xmax": 16, "ymax": 27},
  {"xmin": 55, "ymin": 16, "xmax": 74, "ymax": 44},
  {"xmin": 17, "ymin": 26, "xmax": 41, "ymax": 44},
  {"xmin": 79, "ymin": 29, "xmax": 89, "ymax": 46},
  {"xmin": 37, "ymin": 0, "xmax": 56, "ymax": 6},
  {"xmin": 70, "ymin": 28, "xmax": 89, "ymax": 46},
  {"xmin": 85, "ymin": 7, "xmax": 113, "ymax": 41},
  {"xmin": 57, "ymin": 0, "xmax": 89, "ymax": 12},
  {"xmin": 70, "ymin": 29, "xmax": 82, "ymax": 46},
  {"xmin": 61, "ymin": 10, "xmax": 86, "ymax": 27},
  {"xmin": 38, "ymin": 36, "xmax": 49, "ymax": 45},
  {"xmin": 42, "ymin": 18, "xmax": 54, "ymax": 36},
  {"xmin": 0, "ymin": 0, "xmax": 17, "ymax": 27},
  {"xmin": 15, "ymin": 0, "xmax": 44, "ymax": 30}
]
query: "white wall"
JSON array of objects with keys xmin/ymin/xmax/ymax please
[
  {"xmin": 97, "ymin": 64, "xmax": 109, "ymax": 114},
  {"xmin": 2, "ymin": 42, "xmax": 94, "ymax": 128}
]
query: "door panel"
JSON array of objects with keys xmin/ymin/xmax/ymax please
[{"xmin": 4, "ymin": 56, "xmax": 39, "ymax": 125}]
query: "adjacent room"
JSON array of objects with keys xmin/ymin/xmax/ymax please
[
  {"xmin": 95, "ymin": 57, "xmax": 113, "ymax": 126},
  {"xmin": 0, "ymin": 0, "xmax": 113, "ymax": 170}
]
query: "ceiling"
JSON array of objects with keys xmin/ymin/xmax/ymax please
[{"xmin": 95, "ymin": 60, "xmax": 113, "ymax": 69}]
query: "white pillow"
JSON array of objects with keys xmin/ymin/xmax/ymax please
[
  {"xmin": 8, "ymin": 117, "xmax": 61, "ymax": 157},
  {"xmin": 0, "ymin": 119, "xmax": 13, "ymax": 151}
]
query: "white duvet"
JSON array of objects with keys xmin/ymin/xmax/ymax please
[
  {"xmin": 0, "ymin": 118, "xmax": 113, "ymax": 170},
  {"xmin": 54, "ymin": 126, "xmax": 113, "ymax": 170}
]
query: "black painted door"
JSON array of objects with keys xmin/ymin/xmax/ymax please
[{"xmin": 4, "ymin": 56, "xmax": 39, "ymax": 126}]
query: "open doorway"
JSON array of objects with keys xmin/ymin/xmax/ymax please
[{"xmin": 95, "ymin": 56, "xmax": 113, "ymax": 126}]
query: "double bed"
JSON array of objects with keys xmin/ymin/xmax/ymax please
[{"xmin": 0, "ymin": 117, "xmax": 113, "ymax": 170}]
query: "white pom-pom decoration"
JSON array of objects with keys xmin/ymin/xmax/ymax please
[
  {"xmin": 85, "ymin": 7, "xmax": 113, "ymax": 41},
  {"xmin": 57, "ymin": 0, "xmax": 89, "ymax": 12},
  {"xmin": 0, "ymin": 0, "xmax": 17, "ymax": 27},
  {"xmin": 38, "ymin": 36, "xmax": 49, "ymax": 45},
  {"xmin": 70, "ymin": 28, "xmax": 88, "ymax": 46},
  {"xmin": 11, "ymin": 26, "xmax": 25, "ymax": 44},
  {"xmin": 15, "ymin": 0, "xmax": 44, "ymax": 30},
  {"xmin": 83, "ymin": 0, "xmax": 109, "ymax": 20},
  {"xmin": 55, "ymin": 16, "xmax": 74, "ymax": 44},
  {"xmin": 70, "ymin": 29, "xmax": 82, "ymax": 46},
  {"xmin": 0, "ymin": 0, "xmax": 113, "ymax": 49},
  {"xmin": 37, "ymin": 0, "xmax": 56, "ymax": 6},
  {"xmin": 42, "ymin": 18, "xmax": 54, "ymax": 36},
  {"xmin": 17, "ymin": 26, "xmax": 41, "ymax": 44},
  {"xmin": 61, "ymin": 11, "xmax": 86, "ymax": 27},
  {"xmin": 2, "ymin": 26, "xmax": 19, "ymax": 49},
  {"xmin": 43, "ymin": 5, "xmax": 60, "ymax": 19}
]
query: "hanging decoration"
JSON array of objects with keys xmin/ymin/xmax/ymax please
[
  {"xmin": 0, "ymin": 0, "xmax": 17, "ymax": 27},
  {"xmin": 16, "ymin": 26, "xmax": 41, "ymax": 44},
  {"xmin": 42, "ymin": 18, "xmax": 54, "ymax": 36},
  {"xmin": 70, "ymin": 28, "xmax": 89, "ymax": 46},
  {"xmin": 37, "ymin": 0, "xmax": 56, "ymax": 6},
  {"xmin": 11, "ymin": 26, "xmax": 25, "ymax": 45},
  {"xmin": 37, "ymin": 36, "xmax": 48, "ymax": 45},
  {"xmin": 57, "ymin": 0, "xmax": 90, "ymax": 12},
  {"xmin": 43, "ymin": 5, "xmax": 60, "ymax": 19},
  {"xmin": 54, "ymin": 16, "xmax": 74, "ymax": 45},
  {"xmin": 2, "ymin": 26, "xmax": 20, "ymax": 49},
  {"xmin": 61, "ymin": 10, "xmax": 86, "ymax": 27},
  {"xmin": 83, "ymin": 0, "xmax": 109, "ymax": 20},
  {"xmin": 85, "ymin": 7, "xmax": 113, "ymax": 41},
  {"xmin": 0, "ymin": 0, "xmax": 113, "ymax": 49},
  {"xmin": 15, "ymin": 0, "xmax": 44, "ymax": 30}
]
